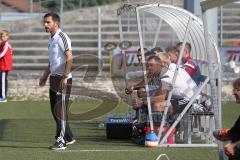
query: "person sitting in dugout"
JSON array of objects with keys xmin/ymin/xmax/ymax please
[
  {"xmin": 155, "ymin": 52, "xmax": 199, "ymax": 115},
  {"xmin": 126, "ymin": 52, "xmax": 199, "ymax": 122},
  {"xmin": 125, "ymin": 53, "xmax": 172, "ymax": 126}
]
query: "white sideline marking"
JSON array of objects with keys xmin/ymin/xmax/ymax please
[
  {"xmin": 156, "ymin": 154, "xmax": 170, "ymax": 160},
  {"xmin": 57, "ymin": 149, "xmax": 146, "ymax": 152}
]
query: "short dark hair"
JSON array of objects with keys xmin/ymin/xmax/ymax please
[
  {"xmin": 176, "ymin": 42, "xmax": 191, "ymax": 52},
  {"xmin": 165, "ymin": 46, "xmax": 179, "ymax": 53},
  {"xmin": 147, "ymin": 55, "xmax": 162, "ymax": 64},
  {"xmin": 151, "ymin": 47, "xmax": 163, "ymax": 53},
  {"xmin": 145, "ymin": 51, "xmax": 156, "ymax": 57},
  {"xmin": 44, "ymin": 12, "xmax": 60, "ymax": 23}
]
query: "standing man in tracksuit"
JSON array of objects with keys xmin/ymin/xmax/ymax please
[{"xmin": 39, "ymin": 12, "xmax": 75, "ymax": 150}]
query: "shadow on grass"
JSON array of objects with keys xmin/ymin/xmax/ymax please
[
  {"xmin": 0, "ymin": 144, "xmax": 47, "ymax": 149},
  {"xmin": 0, "ymin": 119, "xmax": 54, "ymax": 143},
  {"xmin": 0, "ymin": 119, "xmax": 137, "ymax": 149},
  {"xmin": 0, "ymin": 119, "xmax": 7, "ymax": 139}
]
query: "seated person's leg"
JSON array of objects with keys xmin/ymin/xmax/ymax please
[
  {"xmin": 152, "ymin": 111, "xmax": 163, "ymax": 127},
  {"xmin": 131, "ymin": 87, "xmax": 148, "ymax": 145},
  {"xmin": 170, "ymin": 98, "xmax": 189, "ymax": 133},
  {"xmin": 152, "ymin": 103, "xmax": 174, "ymax": 126},
  {"xmin": 138, "ymin": 105, "xmax": 148, "ymax": 123},
  {"xmin": 135, "ymin": 87, "xmax": 147, "ymax": 122},
  {"xmin": 171, "ymin": 98, "xmax": 189, "ymax": 115}
]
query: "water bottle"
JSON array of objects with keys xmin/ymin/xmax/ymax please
[{"xmin": 98, "ymin": 123, "xmax": 105, "ymax": 129}]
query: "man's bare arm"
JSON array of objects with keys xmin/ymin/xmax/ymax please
[
  {"xmin": 39, "ymin": 63, "xmax": 50, "ymax": 86},
  {"xmin": 63, "ymin": 50, "xmax": 73, "ymax": 77},
  {"xmin": 60, "ymin": 50, "xmax": 73, "ymax": 90}
]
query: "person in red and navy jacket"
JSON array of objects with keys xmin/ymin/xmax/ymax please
[
  {"xmin": 176, "ymin": 42, "xmax": 201, "ymax": 86},
  {"xmin": 0, "ymin": 30, "xmax": 13, "ymax": 102}
]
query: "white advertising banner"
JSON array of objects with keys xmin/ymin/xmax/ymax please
[{"xmin": 220, "ymin": 47, "xmax": 240, "ymax": 73}]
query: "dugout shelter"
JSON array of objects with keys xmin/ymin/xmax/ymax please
[{"xmin": 117, "ymin": 1, "xmax": 225, "ymax": 160}]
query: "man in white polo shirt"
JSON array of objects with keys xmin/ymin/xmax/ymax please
[
  {"xmin": 39, "ymin": 12, "xmax": 74, "ymax": 150},
  {"xmin": 162, "ymin": 62, "xmax": 199, "ymax": 114}
]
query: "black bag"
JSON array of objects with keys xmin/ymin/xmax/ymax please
[{"xmin": 106, "ymin": 116, "xmax": 132, "ymax": 139}]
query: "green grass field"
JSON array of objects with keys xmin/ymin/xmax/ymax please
[{"xmin": 0, "ymin": 101, "xmax": 239, "ymax": 160}]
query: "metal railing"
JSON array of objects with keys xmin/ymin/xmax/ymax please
[{"xmin": 0, "ymin": 12, "xmax": 44, "ymax": 22}]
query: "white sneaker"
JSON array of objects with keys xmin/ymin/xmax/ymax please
[
  {"xmin": 0, "ymin": 98, "xmax": 7, "ymax": 103},
  {"xmin": 50, "ymin": 141, "xmax": 67, "ymax": 150},
  {"xmin": 66, "ymin": 138, "xmax": 76, "ymax": 145}
]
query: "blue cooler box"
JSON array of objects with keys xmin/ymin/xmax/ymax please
[{"xmin": 106, "ymin": 116, "xmax": 132, "ymax": 139}]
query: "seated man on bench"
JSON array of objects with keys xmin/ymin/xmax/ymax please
[
  {"xmin": 125, "ymin": 55, "xmax": 171, "ymax": 121},
  {"xmin": 155, "ymin": 52, "xmax": 199, "ymax": 115},
  {"xmin": 125, "ymin": 55, "xmax": 171, "ymax": 144}
]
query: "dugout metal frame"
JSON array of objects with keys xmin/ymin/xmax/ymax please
[{"xmin": 117, "ymin": 2, "xmax": 223, "ymax": 156}]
